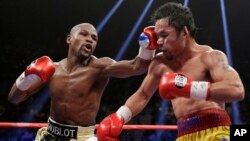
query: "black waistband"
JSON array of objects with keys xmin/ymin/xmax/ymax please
[{"xmin": 47, "ymin": 118, "xmax": 78, "ymax": 139}]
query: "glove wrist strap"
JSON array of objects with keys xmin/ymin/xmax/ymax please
[
  {"xmin": 138, "ymin": 47, "xmax": 155, "ymax": 60},
  {"xmin": 116, "ymin": 105, "xmax": 132, "ymax": 123},
  {"xmin": 16, "ymin": 72, "xmax": 41, "ymax": 91},
  {"xmin": 190, "ymin": 81, "xmax": 210, "ymax": 100}
]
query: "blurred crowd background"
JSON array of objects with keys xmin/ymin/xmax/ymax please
[{"xmin": 0, "ymin": 0, "xmax": 249, "ymax": 140}]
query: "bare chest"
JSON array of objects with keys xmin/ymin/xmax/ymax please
[
  {"xmin": 165, "ymin": 57, "xmax": 209, "ymax": 81},
  {"xmin": 48, "ymin": 67, "xmax": 106, "ymax": 98}
]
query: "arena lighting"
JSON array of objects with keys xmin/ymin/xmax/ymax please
[
  {"xmin": 96, "ymin": 0, "xmax": 124, "ymax": 33},
  {"xmin": 12, "ymin": 86, "xmax": 50, "ymax": 137},
  {"xmin": 220, "ymin": 0, "xmax": 242, "ymax": 124},
  {"xmin": 155, "ymin": 100, "xmax": 171, "ymax": 140},
  {"xmin": 18, "ymin": 86, "xmax": 50, "ymax": 122},
  {"xmin": 154, "ymin": 0, "xmax": 189, "ymax": 140},
  {"xmin": 183, "ymin": 0, "xmax": 189, "ymax": 7},
  {"xmin": 115, "ymin": 0, "xmax": 154, "ymax": 61}
]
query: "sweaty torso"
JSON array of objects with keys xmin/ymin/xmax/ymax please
[
  {"xmin": 155, "ymin": 46, "xmax": 224, "ymax": 119},
  {"xmin": 48, "ymin": 57, "xmax": 110, "ymax": 126}
]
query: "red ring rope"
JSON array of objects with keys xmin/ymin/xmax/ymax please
[{"xmin": 0, "ymin": 122, "xmax": 177, "ymax": 130}]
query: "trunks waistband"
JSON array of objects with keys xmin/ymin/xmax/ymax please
[
  {"xmin": 177, "ymin": 108, "xmax": 231, "ymax": 137},
  {"xmin": 47, "ymin": 117, "xmax": 78, "ymax": 139}
]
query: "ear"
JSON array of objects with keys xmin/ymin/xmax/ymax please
[
  {"xmin": 182, "ymin": 26, "xmax": 190, "ymax": 37},
  {"xmin": 66, "ymin": 35, "xmax": 71, "ymax": 44}
]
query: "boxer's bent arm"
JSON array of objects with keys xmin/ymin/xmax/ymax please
[
  {"xmin": 103, "ymin": 56, "xmax": 150, "ymax": 78},
  {"xmin": 124, "ymin": 68, "xmax": 160, "ymax": 117},
  {"xmin": 8, "ymin": 56, "xmax": 55, "ymax": 104},
  {"xmin": 203, "ymin": 50, "xmax": 245, "ymax": 103},
  {"xmin": 8, "ymin": 80, "xmax": 44, "ymax": 104}
]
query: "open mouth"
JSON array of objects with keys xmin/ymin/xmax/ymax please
[{"xmin": 82, "ymin": 44, "xmax": 92, "ymax": 52}]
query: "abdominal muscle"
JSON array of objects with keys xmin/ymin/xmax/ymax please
[
  {"xmin": 49, "ymin": 93, "xmax": 101, "ymax": 126},
  {"xmin": 171, "ymin": 97, "xmax": 224, "ymax": 119}
]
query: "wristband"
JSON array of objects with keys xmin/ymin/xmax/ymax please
[
  {"xmin": 190, "ymin": 81, "xmax": 210, "ymax": 100},
  {"xmin": 116, "ymin": 105, "xmax": 132, "ymax": 123},
  {"xmin": 16, "ymin": 72, "xmax": 41, "ymax": 91},
  {"xmin": 138, "ymin": 47, "xmax": 155, "ymax": 60}
]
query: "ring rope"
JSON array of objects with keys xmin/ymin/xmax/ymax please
[{"xmin": 0, "ymin": 122, "xmax": 177, "ymax": 130}]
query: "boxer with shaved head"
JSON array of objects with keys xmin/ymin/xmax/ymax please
[{"xmin": 8, "ymin": 23, "xmax": 158, "ymax": 141}]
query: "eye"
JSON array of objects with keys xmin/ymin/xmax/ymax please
[
  {"xmin": 158, "ymin": 34, "xmax": 167, "ymax": 40},
  {"xmin": 92, "ymin": 35, "xmax": 97, "ymax": 41},
  {"xmin": 157, "ymin": 32, "xmax": 169, "ymax": 39}
]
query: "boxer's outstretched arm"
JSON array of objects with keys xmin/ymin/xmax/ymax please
[
  {"xmin": 8, "ymin": 56, "xmax": 55, "ymax": 104},
  {"xmin": 103, "ymin": 26, "xmax": 158, "ymax": 78},
  {"xmin": 102, "ymin": 57, "xmax": 150, "ymax": 78}
]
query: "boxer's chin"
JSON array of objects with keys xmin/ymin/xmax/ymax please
[{"xmin": 163, "ymin": 51, "xmax": 174, "ymax": 60}]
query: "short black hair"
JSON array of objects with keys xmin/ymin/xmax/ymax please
[{"xmin": 150, "ymin": 2, "xmax": 197, "ymax": 37}]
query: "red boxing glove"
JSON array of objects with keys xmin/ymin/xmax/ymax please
[
  {"xmin": 16, "ymin": 56, "xmax": 55, "ymax": 91},
  {"xmin": 139, "ymin": 26, "xmax": 158, "ymax": 50},
  {"xmin": 159, "ymin": 72, "xmax": 210, "ymax": 100},
  {"xmin": 25, "ymin": 56, "xmax": 55, "ymax": 82},
  {"xmin": 97, "ymin": 113, "xmax": 124, "ymax": 141},
  {"xmin": 138, "ymin": 26, "xmax": 158, "ymax": 60},
  {"xmin": 97, "ymin": 105, "xmax": 132, "ymax": 141}
]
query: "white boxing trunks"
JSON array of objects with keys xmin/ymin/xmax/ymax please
[{"xmin": 35, "ymin": 117, "xmax": 97, "ymax": 141}]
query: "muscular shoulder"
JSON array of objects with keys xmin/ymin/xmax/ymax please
[
  {"xmin": 91, "ymin": 56, "xmax": 116, "ymax": 68},
  {"xmin": 148, "ymin": 53, "xmax": 168, "ymax": 77},
  {"xmin": 53, "ymin": 59, "xmax": 65, "ymax": 69},
  {"xmin": 53, "ymin": 62, "xmax": 59, "ymax": 67},
  {"xmin": 201, "ymin": 49, "xmax": 229, "ymax": 69}
]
